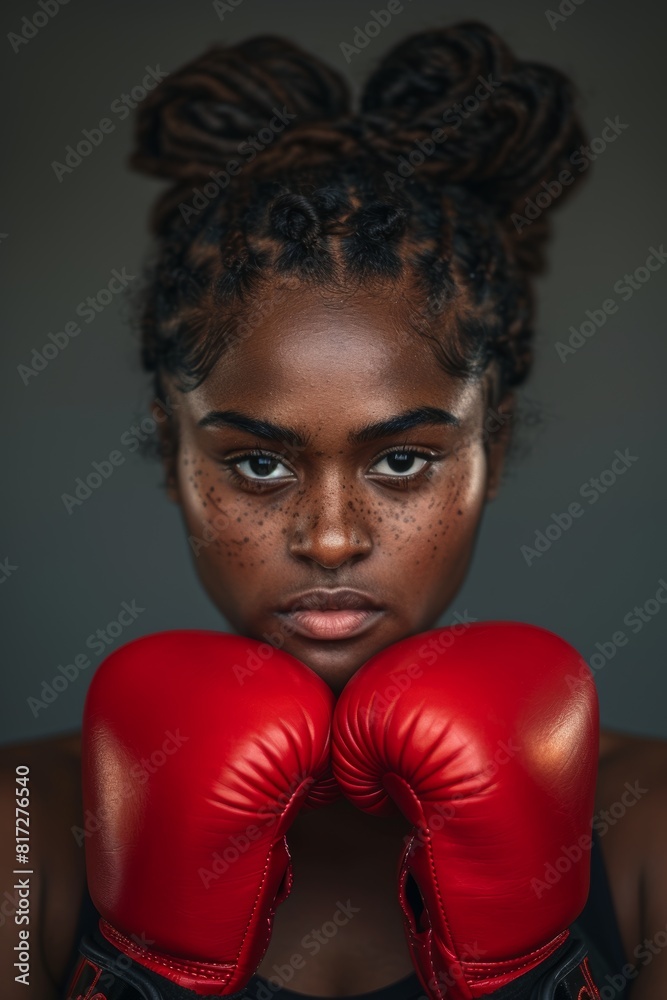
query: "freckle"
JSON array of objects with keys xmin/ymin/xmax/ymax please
[
  {"xmin": 457, "ymin": 509, "xmax": 463, "ymax": 516},
  {"xmin": 243, "ymin": 537, "xmax": 249, "ymax": 542},
  {"xmin": 237, "ymin": 517, "xmax": 242, "ymax": 522}
]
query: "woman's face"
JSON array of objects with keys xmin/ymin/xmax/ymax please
[{"xmin": 160, "ymin": 280, "xmax": 514, "ymax": 690}]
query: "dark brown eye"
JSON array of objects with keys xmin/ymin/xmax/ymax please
[
  {"xmin": 371, "ymin": 452, "xmax": 429, "ymax": 477},
  {"xmin": 234, "ymin": 454, "xmax": 292, "ymax": 480}
]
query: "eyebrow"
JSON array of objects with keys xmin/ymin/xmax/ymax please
[
  {"xmin": 197, "ymin": 406, "xmax": 460, "ymax": 448},
  {"xmin": 197, "ymin": 410, "xmax": 305, "ymax": 449},
  {"xmin": 350, "ymin": 406, "xmax": 460, "ymax": 444}
]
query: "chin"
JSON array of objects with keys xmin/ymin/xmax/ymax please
[
  {"xmin": 281, "ymin": 627, "xmax": 413, "ymax": 693},
  {"xmin": 281, "ymin": 637, "xmax": 376, "ymax": 689}
]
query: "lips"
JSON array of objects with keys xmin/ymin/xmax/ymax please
[
  {"xmin": 276, "ymin": 589, "xmax": 384, "ymax": 640},
  {"xmin": 279, "ymin": 588, "xmax": 381, "ymax": 612}
]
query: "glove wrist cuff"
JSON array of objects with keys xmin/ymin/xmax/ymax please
[
  {"xmin": 471, "ymin": 937, "xmax": 601, "ymax": 1000},
  {"xmin": 66, "ymin": 925, "xmax": 245, "ymax": 1000},
  {"xmin": 99, "ymin": 919, "xmax": 236, "ymax": 995},
  {"xmin": 455, "ymin": 930, "xmax": 570, "ymax": 993},
  {"xmin": 424, "ymin": 935, "xmax": 601, "ymax": 1000}
]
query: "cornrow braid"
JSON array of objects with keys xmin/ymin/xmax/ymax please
[{"xmin": 128, "ymin": 22, "xmax": 590, "ymax": 430}]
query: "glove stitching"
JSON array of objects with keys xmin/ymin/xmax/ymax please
[
  {"xmin": 387, "ymin": 774, "xmax": 468, "ymax": 999},
  {"xmin": 233, "ymin": 776, "xmax": 317, "ymax": 983},
  {"xmin": 101, "ymin": 920, "xmax": 235, "ymax": 981},
  {"xmin": 463, "ymin": 930, "xmax": 570, "ymax": 984}
]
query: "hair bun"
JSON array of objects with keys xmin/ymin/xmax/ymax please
[
  {"xmin": 130, "ymin": 34, "xmax": 350, "ymax": 184},
  {"xmin": 361, "ymin": 21, "xmax": 587, "ymax": 221},
  {"xmin": 351, "ymin": 202, "xmax": 407, "ymax": 242},
  {"xmin": 270, "ymin": 192, "xmax": 321, "ymax": 244}
]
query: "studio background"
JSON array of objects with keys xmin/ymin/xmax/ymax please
[{"xmin": 2, "ymin": 0, "xmax": 666, "ymax": 745}]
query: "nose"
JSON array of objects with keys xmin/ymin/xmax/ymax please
[{"xmin": 287, "ymin": 479, "xmax": 373, "ymax": 570}]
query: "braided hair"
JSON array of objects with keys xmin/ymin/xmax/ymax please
[{"xmin": 128, "ymin": 22, "xmax": 589, "ymax": 456}]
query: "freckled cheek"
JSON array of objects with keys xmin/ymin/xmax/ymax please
[
  {"xmin": 175, "ymin": 450, "xmax": 278, "ymax": 586},
  {"xmin": 176, "ymin": 450, "xmax": 231, "ymax": 538},
  {"xmin": 376, "ymin": 447, "xmax": 487, "ymax": 605}
]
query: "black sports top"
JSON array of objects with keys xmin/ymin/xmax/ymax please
[{"xmin": 60, "ymin": 827, "xmax": 628, "ymax": 999}]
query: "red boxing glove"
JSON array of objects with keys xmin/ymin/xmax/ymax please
[
  {"xmin": 332, "ymin": 621, "xmax": 601, "ymax": 999},
  {"xmin": 67, "ymin": 630, "xmax": 336, "ymax": 998}
]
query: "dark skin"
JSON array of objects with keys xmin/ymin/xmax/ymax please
[
  {"xmin": 167, "ymin": 280, "xmax": 500, "ymax": 691},
  {"xmin": 1, "ymin": 279, "xmax": 666, "ymax": 998}
]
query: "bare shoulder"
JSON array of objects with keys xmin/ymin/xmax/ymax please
[
  {"xmin": 596, "ymin": 726, "xmax": 667, "ymax": 991},
  {"xmin": 596, "ymin": 724, "xmax": 667, "ymax": 853},
  {"xmin": 0, "ymin": 732, "xmax": 85, "ymax": 998},
  {"xmin": 599, "ymin": 725, "xmax": 667, "ymax": 777},
  {"xmin": 597, "ymin": 726, "xmax": 667, "ymax": 838}
]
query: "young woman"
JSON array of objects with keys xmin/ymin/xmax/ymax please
[{"xmin": 1, "ymin": 21, "xmax": 666, "ymax": 1000}]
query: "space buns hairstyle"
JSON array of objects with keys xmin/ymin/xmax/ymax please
[{"xmin": 128, "ymin": 22, "xmax": 589, "ymax": 424}]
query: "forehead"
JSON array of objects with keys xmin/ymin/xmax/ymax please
[{"xmin": 187, "ymin": 283, "xmax": 483, "ymax": 424}]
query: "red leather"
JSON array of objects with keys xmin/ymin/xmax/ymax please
[
  {"xmin": 82, "ymin": 630, "xmax": 335, "ymax": 996},
  {"xmin": 331, "ymin": 621, "xmax": 599, "ymax": 999}
]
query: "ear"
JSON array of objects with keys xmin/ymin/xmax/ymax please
[{"xmin": 484, "ymin": 390, "xmax": 516, "ymax": 503}]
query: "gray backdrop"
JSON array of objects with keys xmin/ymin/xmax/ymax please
[{"xmin": 2, "ymin": 0, "xmax": 666, "ymax": 745}]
